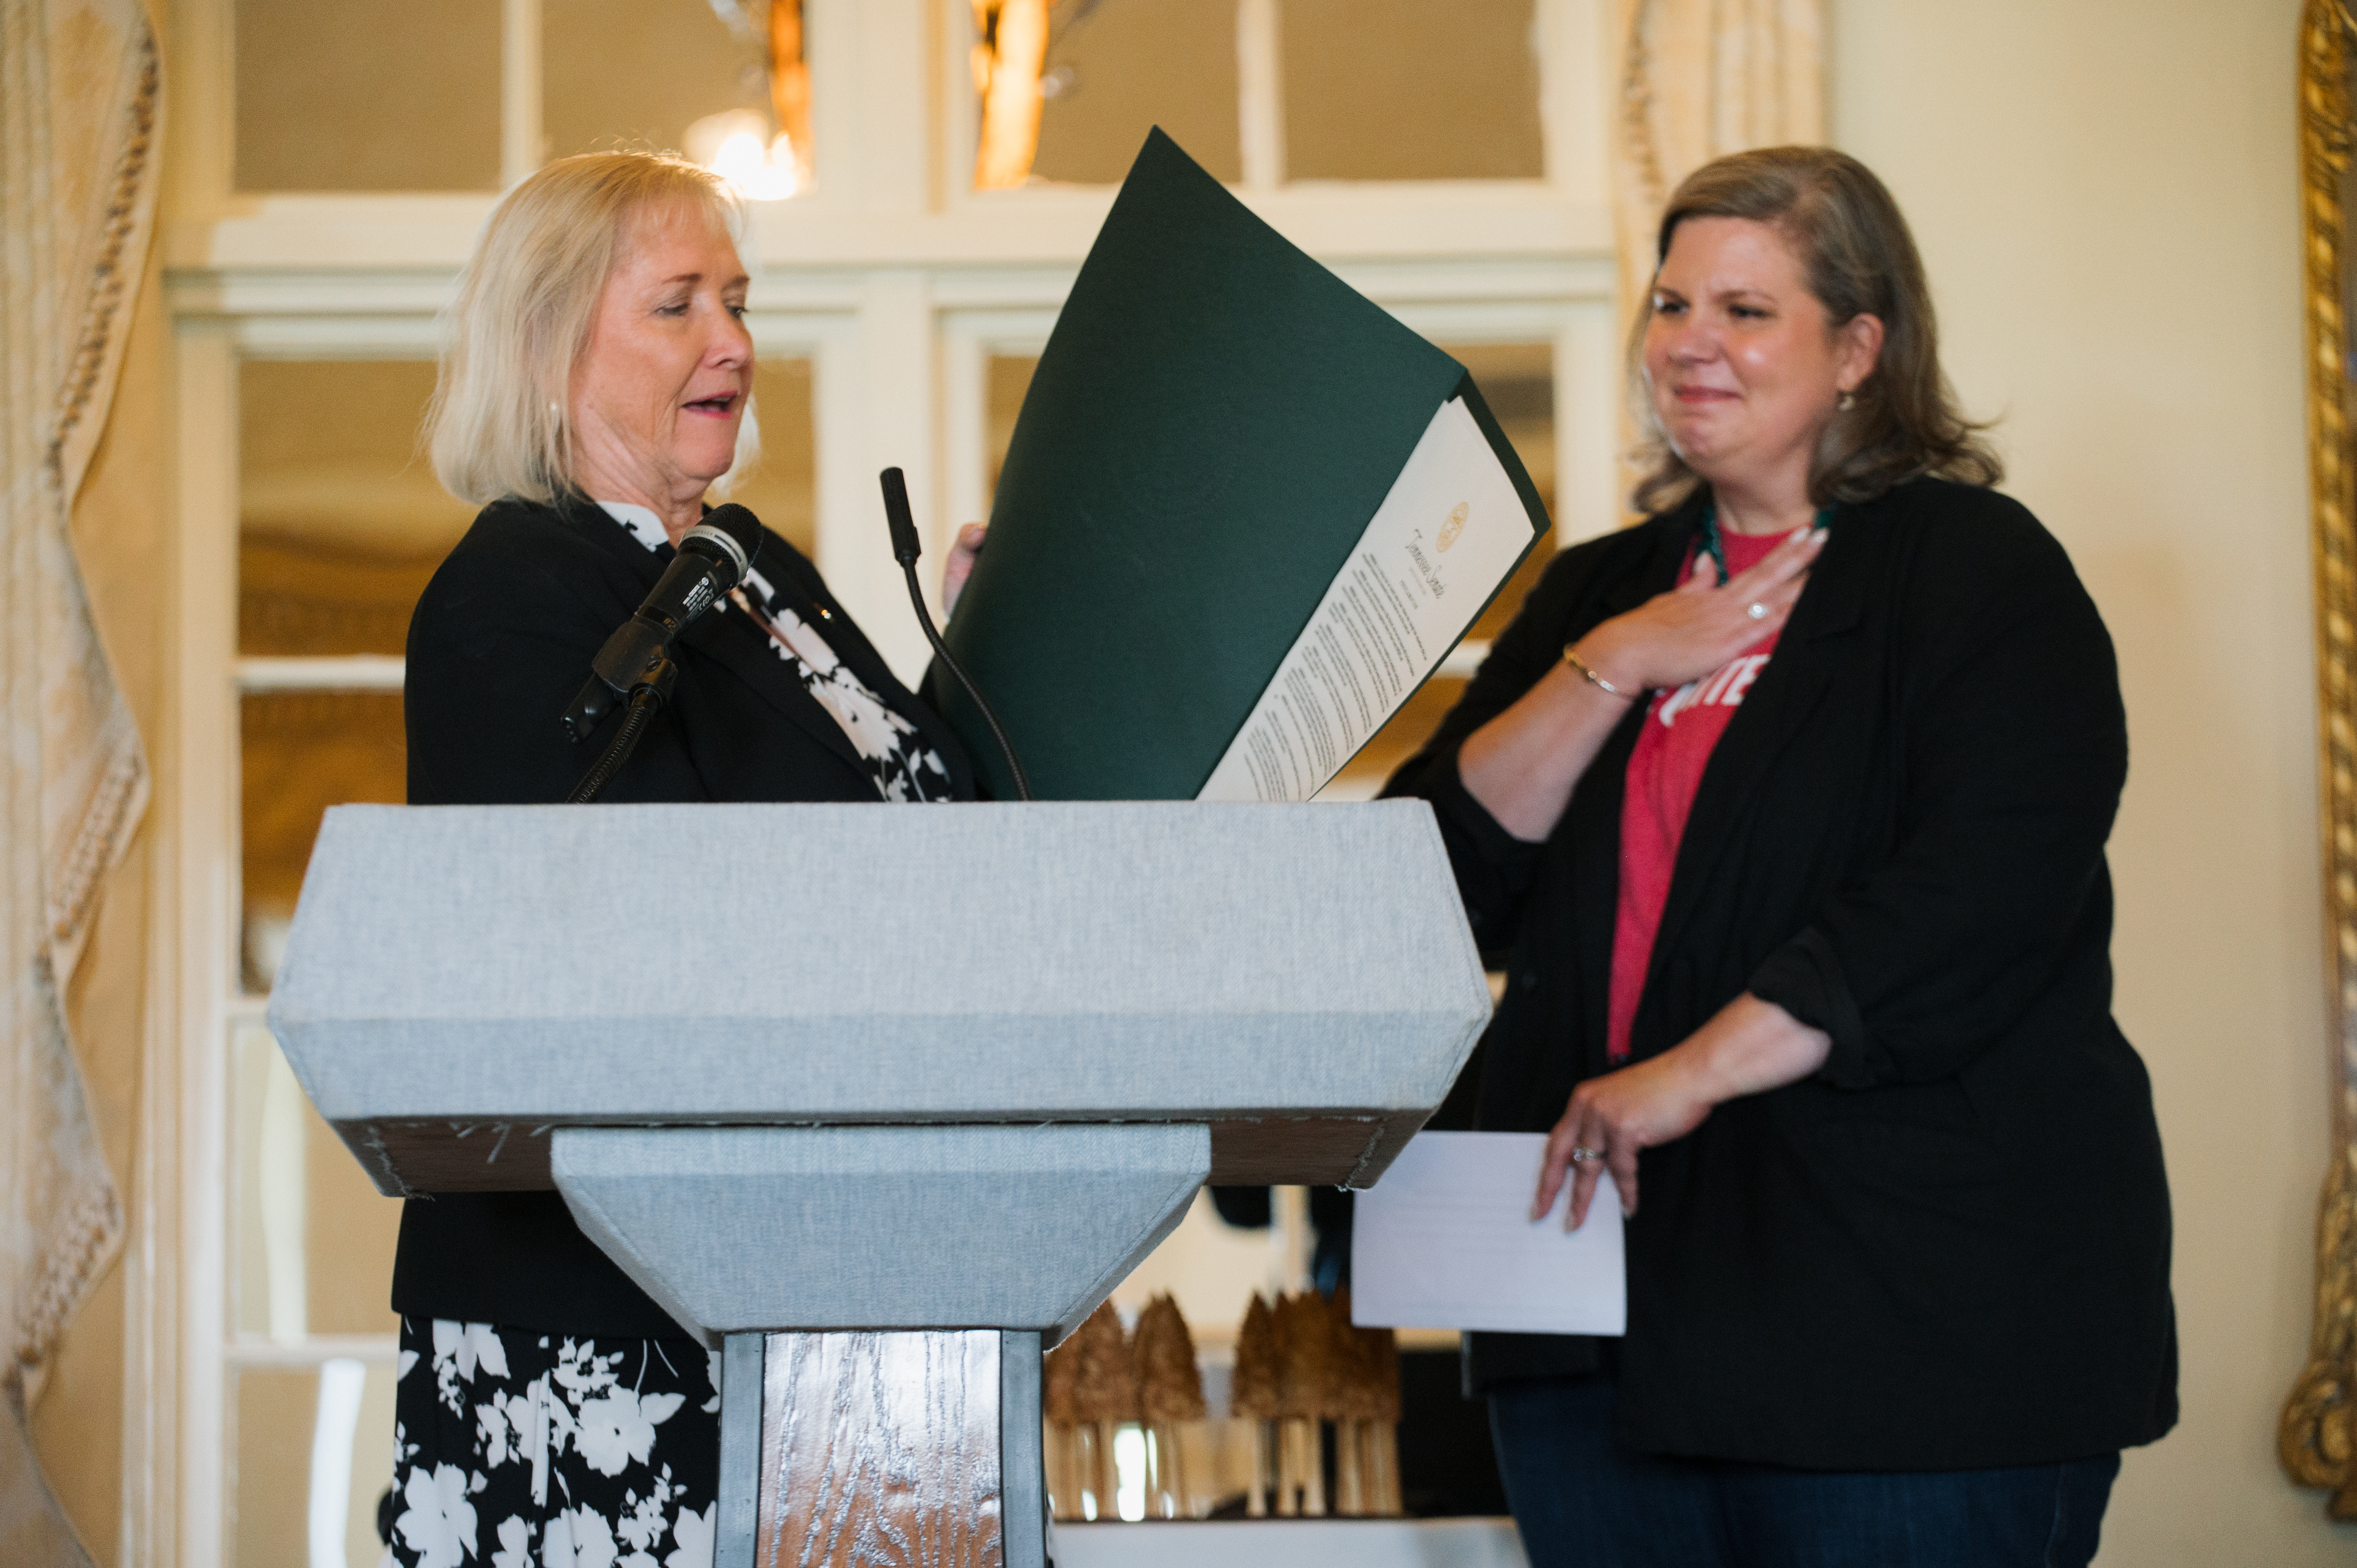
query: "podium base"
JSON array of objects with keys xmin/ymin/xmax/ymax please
[{"xmin": 717, "ymin": 1329, "xmax": 1046, "ymax": 1568}]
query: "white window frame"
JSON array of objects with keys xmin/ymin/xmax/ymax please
[{"xmin": 148, "ymin": 2, "xmax": 1619, "ymax": 1562}]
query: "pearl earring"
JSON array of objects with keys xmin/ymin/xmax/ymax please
[{"xmin": 1837, "ymin": 391, "xmax": 1856, "ymax": 412}]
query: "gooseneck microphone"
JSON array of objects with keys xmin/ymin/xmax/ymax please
[
  {"xmin": 880, "ymin": 468, "xmax": 1032, "ymax": 802},
  {"xmin": 563, "ymin": 504, "xmax": 762, "ymax": 741},
  {"xmin": 561, "ymin": 502, "xmax": 764, "ymax": 803}
]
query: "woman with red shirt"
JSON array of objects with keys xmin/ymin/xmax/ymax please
[{"xmin": 1384, "ymin": 148, "xmax": 2173, "ymax": 1566}]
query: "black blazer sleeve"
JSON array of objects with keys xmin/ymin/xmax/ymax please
[
  {"xmin": 1747, "ymin": 500, "xmax": 2128, "ymax": 1088},
  {"xmin": 405, "ymin": 514, "xmax": 710, "ymax": 807}
]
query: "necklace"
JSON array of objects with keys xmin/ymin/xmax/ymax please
[{"xmin": 1699, "ymin": 502, "xmax": 1836, "ymax": 584}]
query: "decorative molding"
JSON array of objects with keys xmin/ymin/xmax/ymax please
[
  {"xmin": 1606, "ymin": 0, "xmax": 1826, "ymax": 285},
  {"xmin": 46, "ymin": 746, "xmax": 146, "ymax": 966},
  {"xmin": 172, "ymin": 188, "xmax": 1613, "ymax": 278},
  {"xmin": 1235, "ymin": 0, "xmax": 1285, "ymax": 193},
  {"xmin": 167, "ymin": 253, "xmax": 1618, "ymax": 333},
  {"xmin": 222, "ymin": 1333, "xmax": 398, "ymax": 1366},
  {"xmin": 52, "ymin": 27, "xmax": 159, "ymax": 496},
  {"xmin": 232, "ymin": 657, "xmax": 406, "ymax": 694},
  {"xmin": 2284, "ymin": 0, "xmax": 2357, "ymax": 1522},
  {"xmin": 1618, "ymin": 0, "xmax": 1668, "ymax": 218},
  {"xmin": 5, "ymin": 0, "xmax": 162, "ymax": 1434}
]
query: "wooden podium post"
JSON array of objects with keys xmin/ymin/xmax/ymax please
[{"xmin": 736, "ymin": 1331, "xmax": 1025, "ymax": 1568}]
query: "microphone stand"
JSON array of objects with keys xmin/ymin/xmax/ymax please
[
  {"xmin": 879, "ymin": 468, "xmax": 1032, "ymax": 801},
  {"xmin": 563, "ymin": 480, "xmax": 1027, "ymax": 804},
  {"xmin": 566, "ymin": 654, "xmax": 678, "ymax": 804},
  {"xmin": 559, "ymin": 506, "xmax": 758, "ymax": 803}
]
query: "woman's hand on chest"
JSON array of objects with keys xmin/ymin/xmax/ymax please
[
  {"xmin": 1457, "ymin": 526, "xmax": 1825, "ymax": 844},
  {"xmin": 1575, "ymin": 522, "xmax": 1824, "ymax": 694}
]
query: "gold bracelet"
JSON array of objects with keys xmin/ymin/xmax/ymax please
[{"xmin": 1563, "ymin": 646, "xmax": 1637, "ymax": 700}]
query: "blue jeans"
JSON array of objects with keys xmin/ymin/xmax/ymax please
[{"xmin": 1489, "ymin": 1374, "xmax": 2118, "ymax": 1568}]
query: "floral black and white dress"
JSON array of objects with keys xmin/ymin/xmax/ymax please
[
  {"xmin": 608, "ymin": 501, "xmax": 956, "ymax": 804},
  {"xmin": 389, "ymin": 1319, "xmax": 719, "ymax": 1568}
]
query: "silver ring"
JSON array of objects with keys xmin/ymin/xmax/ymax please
[
  {"xmin": 1746, "ymin": 601, "xmax": 1768, "ymax": 620},
  {"xmin": 1569, "ymin": 1147, "xmax": 1604, "ymax": 1164}
]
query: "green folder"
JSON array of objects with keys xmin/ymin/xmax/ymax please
[{"xmin": 938, "ymin": 128, "xmax": 1551, "ymax": 801}]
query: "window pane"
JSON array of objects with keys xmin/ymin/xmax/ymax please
[
  {"xmin": 241, "ymin": 693, "xmax": 406, "ymax": 992},
  {"xmin": 1453, "ymin": 342, "xmax": 1556, "ymax": 639},
  {"xmin": 545, "ymin": 0, "xmax": 772, "ymax": 162},
  {"xmin": 307, "ymin": 1078, "xmax": 405, "ymax": 1337},
  {"xmin": 234, "ymin": 0, "xmax": 500, "ymax": 191},
  {"xmin": 1316, "ymin": 676, "xmax": 1467, "ymax": 799},
  {"xmin": 724, "ymin": 358, "xmax": 818, "ymax": 559},
  {"xmin": 986, "ymin": 354, "xmax": 1040, "ymax": 498},
  {"xmin": 230, "ymin": 1024, "xmax": 283, "ymax": 1340},
  {"xmin": 240, "ymin": 360, "xmax": 475, "ymax": 658},
  {"xmin": 231, "ymin": 1362, "xmax": 398, "ymax": 1568},
  {"xmin": 1279, "ymin": 0, "xmax": 1543, "ymax": 182},
  {"xmin": 232, "ymin": 1024, "xmax": 403, "ymax": 1338},
  {"xmin": 1025, "ymin": 0, "xmax": 1241, "ymax": 186},
  {"xmin": 230, "ymin": 1368, "xmax": 313, "ymax": 1568}
]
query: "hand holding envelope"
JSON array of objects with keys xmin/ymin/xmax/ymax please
[{"xmin": 1350, "ymin": 1132, "xmax": 1627, "ymax": 1337}]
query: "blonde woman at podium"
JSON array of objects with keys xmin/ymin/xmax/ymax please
[
  {"xmin": 1385, "ymin": 148, "xmax": 2173, "ymax": 1568},
  {"xmin": 381, "ymin": 152, "xmax": 979, "ymax": 1568}
]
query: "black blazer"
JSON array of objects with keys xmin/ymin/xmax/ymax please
[
  {"xmin": 1385, "ymin": 477, "xmax": 2176, "ymax": 1471},
  {"xmin": 392, "ymin": 495, "xmax": 976, "ymax": 1336}
]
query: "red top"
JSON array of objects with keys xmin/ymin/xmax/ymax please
[{"xmin": 1605, "ymin": 526, "xmax": 1795, "ymax": 1062}]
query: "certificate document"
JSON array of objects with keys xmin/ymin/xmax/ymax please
[
  {"xmin": 1197, "ymin": 398, "xmax": 1539, "ymax": 803},
  {"xmin": 936, "ymin": 129, "xmax": 1550, "ymax": 802},
  {"xmin": 1351, "ymin": 1131, "xmax": 1627, "ymax": 1336}
]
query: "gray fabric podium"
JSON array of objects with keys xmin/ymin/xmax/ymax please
[{"xmin": 270, "ymin": 802, "xmax": 1489, "ymax": 1568}]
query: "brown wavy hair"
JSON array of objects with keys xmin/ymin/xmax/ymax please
[{"xmin": 1629, "ymin": 146, "xmax": 2001, "ymax": 516}]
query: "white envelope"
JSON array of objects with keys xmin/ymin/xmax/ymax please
[{"xmin": 1350, "ymin": 1131, "xmax": 1627, "ymax": 1336}]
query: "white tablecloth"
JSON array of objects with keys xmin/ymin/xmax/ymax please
[{"xmin": 1049, "ymin": 1518, "xmax": 1528, "ymax": 1568}]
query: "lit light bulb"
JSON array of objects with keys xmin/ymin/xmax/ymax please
[
  {"xmin": 713, "ymin": 130, "xmax": 764, "ymax": 179},
  {"xmin": 756, "ymin": 134, "xmax": 801, "ymax": 200},
  {"xmin": 686, "ymin": 111, "xmax": 802, "ymax": 201}
]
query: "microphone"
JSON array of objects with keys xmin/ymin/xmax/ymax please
[
  {"xmin": 879, "ymin": 468, "xmax": 1032, "ymax": 801},
  {"xmin": 562, "ymin": 503, "xmax": 763, "ymax": 743}
]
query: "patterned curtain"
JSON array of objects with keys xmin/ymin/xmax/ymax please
[
  {"xmin": 1611, "ymin": 0, "xmax": 1826, "ymax": 324},
  {"xmin": 0, "ymin": 0, "xmax": 159, "ymax": 1561}
]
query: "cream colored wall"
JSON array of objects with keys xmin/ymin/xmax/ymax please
[{"xmin": 1831, "ymin": 0, "xmax": 2351, "ymax": 1559}]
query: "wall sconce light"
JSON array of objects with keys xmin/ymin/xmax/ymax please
[
  {"xmin": 973, "ymin": 0, "xmax": 1051, "ymax": 189},
  {"xmin": 688, "ymin": 0, "xmax": 810, "ymax": 200},
  {"xmin": 686, "ymin": 108, "xmax": 800, "ymax": 200}
]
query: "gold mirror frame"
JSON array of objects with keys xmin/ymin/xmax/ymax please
[{"xmin": 2285, "ymin": 0, "xmax": 2357, "ymax": 1520}]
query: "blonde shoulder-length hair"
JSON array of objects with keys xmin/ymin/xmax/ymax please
[{"xmin": 428, "ymin": 151, "xmax": 760, "ymax": 507}]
